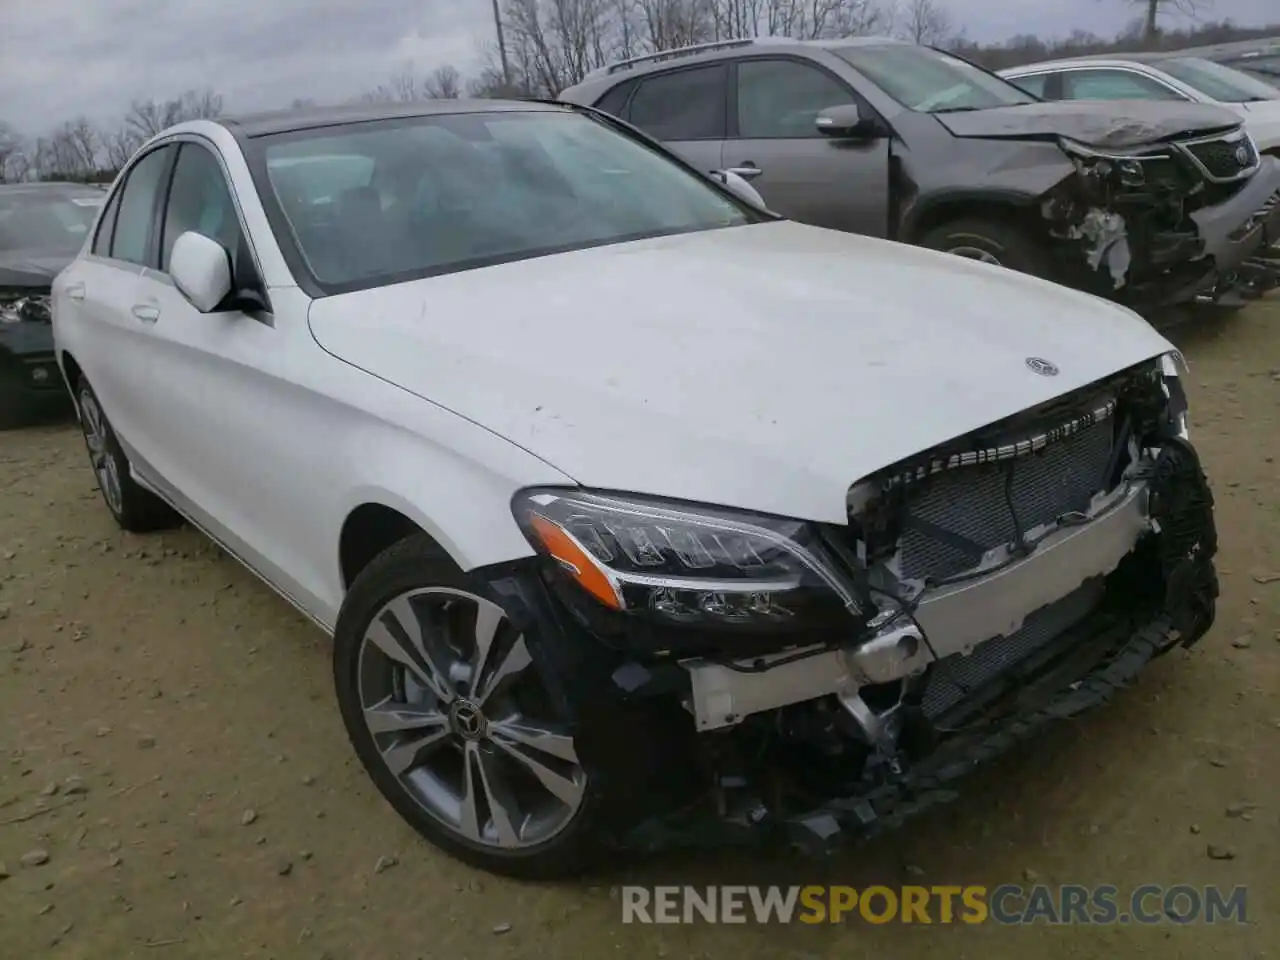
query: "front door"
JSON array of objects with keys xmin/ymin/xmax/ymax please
[
  {"xmin": 724, "ymin": 56, "xmax": 891, "ymax": 237},
  {"xmin": 123, "ymin": 139, "xmax": 327, "ymax": 612}
]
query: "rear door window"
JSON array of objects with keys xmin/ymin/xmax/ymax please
[
  {"xmin": 1061, "ymin": 69, "xmax": 1186, "ymax": 101},
  {"xmin": 628, "ymin": 64, "xmax": 728, "ymax": 140}
]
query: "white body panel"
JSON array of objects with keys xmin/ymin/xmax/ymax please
[{"xmin": 51, "ymin": 119, "xmax": 1176, "ymax": 633}]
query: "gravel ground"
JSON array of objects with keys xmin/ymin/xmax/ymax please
[{"xmin": 1, "ymin": 299, "xmax": 1277, "ymax": 960}]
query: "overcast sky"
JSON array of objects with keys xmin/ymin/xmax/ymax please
[{"xmin": 1, "ymin": 0, "xmax": 1275, "ymax": 137}]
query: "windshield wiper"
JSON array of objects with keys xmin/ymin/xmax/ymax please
[{"xmin": 931, "ymin": 105, "xmax": 984, "ymax": 114}]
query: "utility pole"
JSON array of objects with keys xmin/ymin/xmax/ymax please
[{"xmin": 491, "ymin": 0, "xmax": 512, "ymax": 89}]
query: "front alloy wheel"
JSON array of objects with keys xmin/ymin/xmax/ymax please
[
  {"xmin": 359, "ymin": 587, "xmax": 586, "ymax": 847},
  {"xmin": 334, "ymin": 536, "xmax": 603, "ymax": 878}
]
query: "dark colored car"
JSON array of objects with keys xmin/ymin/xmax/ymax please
[
  {"xmin": 559, "ymin": 37, "xmax": 1280, "ymax": 313},
  {"xmin": 0, "ymin": 182, "xmax": 105, "ymax": 428}
]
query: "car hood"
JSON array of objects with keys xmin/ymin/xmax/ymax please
[
  {"xmin": 307, "ymin": 221, "xmax": 1175, "ymax": 525},
  {"xmin": 936, "ymin": 99, "xmax": 1242, "ymax": 148},
  {"xmin": 0, "ymin": 250, "xmax": 74, "ymax": 290}
]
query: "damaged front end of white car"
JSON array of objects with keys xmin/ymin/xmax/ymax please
[{"xmin": 491, "ymin": 352, "xmax": 1218, "ymax": 858}]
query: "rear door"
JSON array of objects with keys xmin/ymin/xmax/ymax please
[
  {"xmin": 62, "ymin": 144, "xmax": 176, "ymax": 452},
  {"xmin": 724, "ymin": 56, "xmax": 891, "ymax": 236},
  {"xmin": 622, "ymin": 63, "xmax": 728, "ymax": 174}
]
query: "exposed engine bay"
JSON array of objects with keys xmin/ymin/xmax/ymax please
[{"xmin": 523, "ymin": 356, "xmax": 1220, "ymax": 856}]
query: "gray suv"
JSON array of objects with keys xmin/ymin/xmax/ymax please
[{"xmin": 559, "ymin": 37, "xmax": 1280, "ymax": 311}]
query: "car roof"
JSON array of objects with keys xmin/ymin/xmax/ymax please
[
  {"xmin": 561, "ymin": 35, "xmax": 910, "ymax": 98},
  {"xmin": 217, "ymin": 99, "xmax": 572, "ymax": 138}
]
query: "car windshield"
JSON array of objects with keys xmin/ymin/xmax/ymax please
[
  {"xmin": 833, "ymin": 43, "xmax": 1039, "ymax": 113},
  {"xmin": 1158, "ymin": 56, "xmax": 1280, "ymax": 102},
  {"xmin": 0, "ymin": 191, "xmax": 104, "ymax": 255},
  {"xmin": 255, "ymin": 109, "xmax": 760, "ymax": 292}
]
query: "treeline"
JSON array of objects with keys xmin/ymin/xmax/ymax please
[{"xmin": 1, "ymin": 0, "xmax": 1277, "ymax": 185}]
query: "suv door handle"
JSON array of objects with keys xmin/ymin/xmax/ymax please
[
  {"xmin": 66, "ymin": 283, "xmax": 86, "ymax": 301},
  {"xmin": 726, "ymin": 163, "xmax": 763, "ymax": 180},
  {"xmin": 131, "ymin": 304, "xmax": 160, "ymax": 323}
]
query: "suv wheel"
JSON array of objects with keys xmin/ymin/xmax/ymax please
[
  {"xmin": 333, "ymin": 535, "xmax": 608, "ymax": 879},
  {"xmin": 919, "ymin": 218, "xmax": 1049, "ymax": 277},
  {"xmin": 75, "ymin": 380, "xmax": 181, "ymax": 532}
]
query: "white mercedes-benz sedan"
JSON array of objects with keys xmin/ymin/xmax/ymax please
[{"xmin": 51, "ymin": 100, "xmax": 1219, "ymax": 879}]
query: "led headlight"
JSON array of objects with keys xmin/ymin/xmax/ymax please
[{"xmin": 511, "ymin": 488, "xmax": 863, "ymax": 631}]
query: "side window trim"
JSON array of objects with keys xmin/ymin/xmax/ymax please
[
  {"xmin": 594, "ymin": 77, "xmax": 639, "ymax": 119},
  {"xmin": 629, "ymin": 62, "xmax": 730, "ymax": 141},
  {"xmin": 150, "ymin": 134, "xmax": 273, "ymax": 319},
  {"xmin": 726, "ymin": 55, "xmax": 881, "ymax": 139},
  {"xmin": 1058, "ymin": 65, "xmax": 1189, "ymax": 100},
  {"xmin": 90, "ymin": 183, "xmax": 123, "ymax": 259},
  {"xmin": 151, "ymin": 135, "xmax": 269, "ymax": 291},
  {"xmin": 94, "ymin": 143, "xmax": 177, "ymax": 266}
]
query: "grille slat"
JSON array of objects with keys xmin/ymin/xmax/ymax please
[
  {"xmin": 1184, "ymin": 135, "xmax": 1257, "ymax": 181},
  {"xmin": 897, "ymin": 415, "xmax": 1115, "ymax": 583}
]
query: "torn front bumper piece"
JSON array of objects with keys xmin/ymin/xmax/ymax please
[{"xmin": 1193, "ymin": 156, "xmax": 1280, "ymax": 305}]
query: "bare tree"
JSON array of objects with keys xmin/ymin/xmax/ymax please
[
  {"xmin": 104, "ymin": 127, "xmax": 142, "ymax": 172},
  {"xmin": 0, "ymin": 121, "xmax": 25, "ymax": 182},
  {"xmin": 124, "ymin": 88, "xmax": 224, "ymax": 141},
  {"xmin": 1126, "ymin": 0, "xmax": 1208, "ymax": 43},
  {"xmin": 636, "ymin": 0, "xmax": 715, "ymax": 50},
  {"xmin": 424, "ymin": 65, "xmax": 463, "ymax": 99},
  {"xmin": 899, "ymin": 0, "xmax": 953, "ymax": 45}
]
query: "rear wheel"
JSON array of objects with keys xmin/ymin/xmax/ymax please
[
  {"xmin": 75, "ymin": 379, "xmax": 181, "ymax": 532},
  {"xmin": 918, "ymin": 218, "xmax": 1051, "ymax": 278},
  {"xmin": 333, "ymin": 535, "xmax": 611, "ymax": 879}
]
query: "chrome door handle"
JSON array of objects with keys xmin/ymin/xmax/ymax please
[
  {"xmin": 726, "ymin": 163, "xmax": 763, "ymax": 180},
  {"xmin": 131, "ymin": 304, "xmax": 160, "ymax": 323},
  {"xmin": 66, "ymin": 283, "xmax": 86, "ymax": 301}
]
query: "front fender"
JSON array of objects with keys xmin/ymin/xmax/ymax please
[
  {"xmin": 324, "ymin": 416, "xmax": 574, "ymax": 612},
  {"xmin": 897, "ymin": 139, "xmax": 1075, "ymax": 239}
]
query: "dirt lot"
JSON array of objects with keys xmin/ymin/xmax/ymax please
[{"xmin": 1, "ymin": 300, "xmax": 1277, "ymax": 960}]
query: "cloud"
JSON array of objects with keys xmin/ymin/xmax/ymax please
[{"xmin": 0, "ymin": 0, "xmax": 1274, "ymax": 137}]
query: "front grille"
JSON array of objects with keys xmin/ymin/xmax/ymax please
[
  {"xmin": 897, "ymin": 413, "xmax": 1116, "ymax": 582},
  {"xmin": 921, "ymin": 579, "xmax": 1105, "ymax": 718},
  {"xmin": 1182, "ymin": 133, "xmax": 1258, "ymax": 181}
]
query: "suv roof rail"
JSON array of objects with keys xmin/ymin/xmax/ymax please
[{"xmin": 592, "ymin": 36, "xmax": 786, "ymax": 77}]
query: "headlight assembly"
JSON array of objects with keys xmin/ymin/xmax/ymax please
[{"xmin": 511, "ymin": 487, "xmax": 864, "ymax": 633}]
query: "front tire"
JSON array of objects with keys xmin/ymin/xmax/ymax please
[
  {"xmin": 917, "ymin": 217, "xmax": 1051, "ymax": 278},
  {"xmin": 75, "ymin": 379, "xmax": 181, "ymax": 532},
  {"xmin": 333, "ymin": 535, "xmax": 610, "ymax": 879}
]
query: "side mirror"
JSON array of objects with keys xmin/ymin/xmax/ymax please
[
  {"xmin": 815, "ymin": 103, "xmax": 876, "ymax": 139},
  {"xmin": 710, "ymin": 169, "xmax": 768, "ymax": 209},
  {"xmin": 170, "ymin": 231, "xmax": 233, "ymax": 313}
]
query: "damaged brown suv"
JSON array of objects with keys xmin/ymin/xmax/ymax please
[{"xmin": 559, "ymin": 36, "xmax": 1280, "ymax": 311}]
